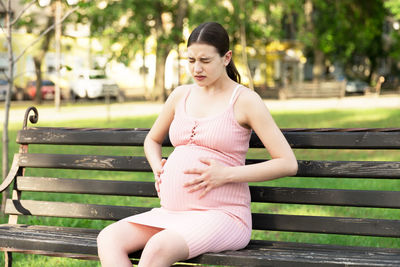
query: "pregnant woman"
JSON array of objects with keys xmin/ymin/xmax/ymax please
[{"xmin": 97, "ymin": 21, "xmax": 298, "ymax": 267}]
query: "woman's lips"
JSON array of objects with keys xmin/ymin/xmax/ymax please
[{"xmin": 195, "ymin": 75, "xmax": 206, "ymax": 81}]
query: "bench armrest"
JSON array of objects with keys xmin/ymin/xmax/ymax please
[{"xmin": 0, "ymin": 154, "xmax": 20, "ymax": 192}]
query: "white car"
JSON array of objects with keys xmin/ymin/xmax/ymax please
[
  {"xmin": 70, "ymin": 70, "xmax": 120, "ymax": 99},
  {"xmin": 345, "ymin": 80, "xmax": 369, "ymax": 94}
]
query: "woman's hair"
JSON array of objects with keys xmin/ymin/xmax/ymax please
[{"xmin": 187, "ymin": 22, "xmax": 241, "ymax": 83}]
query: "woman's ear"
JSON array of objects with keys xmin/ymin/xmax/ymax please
[{"xmin": 224, "ymin": 50, "xmax": 232, "ymax": 66}]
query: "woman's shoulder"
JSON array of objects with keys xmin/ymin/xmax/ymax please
[
  {"xmin": 237, "ymin": 85, "xmax": 264, "ymax": 104},
  {"xmin": 236, "ymin": 85, "xmax": 271, "ymax": 117},
  {"xmin": 164, "ymin": 84, "xmax": 195, "ymax": 113},
  {"xmin": 166, "ymin": 84, "xmax": 191, "ymax": 104},
  {"xmin": 169, "ymin": 84, "xmax": 195, "ymax": 99}
]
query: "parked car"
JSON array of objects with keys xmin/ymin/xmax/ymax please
[
  {"xmin": 70, "ymin": 70, "xmax": 120, "ymax": 100},
  {"xmin": 345, "ymin": 80, "xmax": 369, "ymax": 94},
  {"xmin": 0, "ymin": 79, "xmax": 25, "ymax": 101},
  {"xmin": 26, "ymin": 80, "xmax": 56, "ymax": 100}
]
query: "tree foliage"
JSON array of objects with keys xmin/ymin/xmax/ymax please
[
  {"xmin": 296, "ymin": 0, "xmax": 387, "ymax": 81},
  {"xmin": 385, "ymin": 0, "xmax": 400, "ymax": 19},
  {"xmin": 78, "ymin": 0, "xmax": 188, "ymax": 100},
  {"xmin": 384, "ymin": 0, "xmax": 400, "ymax": 62},
  {"xmin": 76, "ymin": 0, "xmax": 397, "ymax": 91}
]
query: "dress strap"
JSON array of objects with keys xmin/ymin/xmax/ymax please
[
  {"xmin": 229, "ymin": 85, "xmax": 243, "ymax": 105},
  {"xmin": 177, "ymin": 86, "xmax": 193, "ymax": 115}
]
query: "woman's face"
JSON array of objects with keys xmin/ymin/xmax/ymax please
[{"xmin": 187, "ymin": 43, "xmax": 231, "ymax": 87}]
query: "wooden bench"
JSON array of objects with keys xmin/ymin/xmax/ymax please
[{"xmin": 1, "ymin": 106, "xmax": 400, "ymax": 266}]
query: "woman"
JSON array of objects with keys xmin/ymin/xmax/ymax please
[{"xmin": 97, "ymin": 22, "xmax": 298, "ymax": 267}]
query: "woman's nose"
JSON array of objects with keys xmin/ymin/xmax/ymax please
[{"xmin": 194, "ymin": 62, "xmax": 202, "ymax": 73}]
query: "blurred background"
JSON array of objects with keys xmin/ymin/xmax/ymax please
[{"xmin": 0, "ymin": 0, "xmax": 400, "ymax": 105}]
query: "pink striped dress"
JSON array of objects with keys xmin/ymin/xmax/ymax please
[{"xmin": 124, "ymin": 85, "xmax": 252, "ymax": 259}]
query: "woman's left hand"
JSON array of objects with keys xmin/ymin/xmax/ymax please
[{"xmin": 183, "ymin": 158, "xmax": 228, "ymax": 198}]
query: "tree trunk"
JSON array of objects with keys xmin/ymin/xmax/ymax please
[
  {"xmin": 151, "ymin": 2, "xmax": 167, "ymax": 102},
  {"xmin": 33, "ymin": 58, "xmax": 43, "ymax": 104},
  {"xmin": 150, "ymin": 0, "xmax": 187, "ymax": 101},
  {"xmin": 153, "ymin": 43, "xmax": 168, "ymax": 101},
  {"xmin": 304, "ymin": 0, "xmax": 325, "ymax": 82},
  {"xmin": 2, "ymin": 0, "xmax": 13, "ymax": 215},
  {"xmin": 313, "ymin": 49, "xmax": 325, "ymax": 82},
  {"xmin": 239, "ymin": 0, "xmax": 254, "ymax": 89},
  {"xmin": 32, "ymin": 11, "xmax": 55, "ymax": 105},
  {"xmin": 141, "ymin": 40, "xmax": 149, "ymax": 99}
]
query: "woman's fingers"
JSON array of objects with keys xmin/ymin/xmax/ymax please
[
  {"xmin": 161, "ymin": 158, "xmax": 167, "ymax": 167},
  {"xmin": 183, "ymin": 158, "xmax": 223, "ymax": 197},
  {"xmin": 199, "ymin": 186, "xmax": 211, "ymax": 198},
  {"xmin": 155, "ymin": 179, "xmax": 160, "ymax": 192},
  {"xmin": 187, "ymin": 180, "xmax": 207, "ymax": 193},
  {"xmin": 183, "ymin": 167, "xmax": 203, "ymax": 175},
  {"xmin": 183, "ymin": 176, "xmax": 203, "ymax": 187}
]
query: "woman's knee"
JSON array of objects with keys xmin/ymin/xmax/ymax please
[
  {"xmin": 140, "ymin": 230, "xmax": 189, "ymax": 265},
  {"xmin": 97, "ymin": 223, "xmax": 118, "ymax": 251}
]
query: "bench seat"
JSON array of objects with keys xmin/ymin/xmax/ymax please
[{"xmin": 2, "ymin": 224, "xmax": 400, "ymax": 266}]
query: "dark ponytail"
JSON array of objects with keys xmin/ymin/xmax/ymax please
[
  {"xmin": 187, "ymin": 22, "xmax": 241, "ymax": 83},
  {"xmin": 226, "ymin": 60, "xmax": 241, "ymax": 84}
]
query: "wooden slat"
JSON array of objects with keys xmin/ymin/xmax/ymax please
[
  {"xmin": 252, "ymin": 213, "xmax": 400, "ymax": 237},
  {"xmin": 17, "ymin": 153, "xmax": 400, "ymax": 178},
  {"xmin": 15, "ymin": 177, "xmax": 158, "ymax": 197},
  {"xmin": 189, "ymin": 240, "xmax": 400, "ymax": 267},
  {"xmin": 282, "ymin": 131, "xmax": 400, "ymax": 149},
  {"xmin": 248, "ymin": 159, "xmax": 400, "ymax": 178},
  {"xmin": 296, "ymin": 160, "xmax": 400, "ymax": 178},
  {"xmin": 5, "ymin": 200, "xmax": 400, "ymax": 237},
  {"xmin": 0, "ymin": 224, "xmax": 100, "ymax": 257},
  {"xmin": 5, "ymin": 199, "xmax": 151, "ymax": 220},
  {"xmin": 251, "ymin": 131, "xmax": 400, "ymax": 149},
  {"xmin": 2, "ymin": 225, "xmax": 400, "ymax": 266},
  {"xmin": 15, "ymin": 177, "xmax": 400, "ymax": 208},
  {"xmin": 250, "ymin": 186, "xmax": 400, "ymax": 208},
  {"xmin": 18, "ymin": 153, "xmax": 150, "ymax": 171},
  {"xmin": 17, "ymin": 127, "xmax": 400, "ymax": 149},
  {"xmin": 16, "ymin": 127, "xmax": 169, "ymax": 147}
]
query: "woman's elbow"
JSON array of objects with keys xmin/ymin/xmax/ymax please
[{"xmin": 287, "ymin": 158, "xmax": 298, "ymax": 176}]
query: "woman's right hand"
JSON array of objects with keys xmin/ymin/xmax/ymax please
[{"xmin": 154, "ymin": 159, "xmax": 167, "ymax": 195}]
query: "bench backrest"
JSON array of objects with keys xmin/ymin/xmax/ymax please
[{"xmin": 4, "ymin": 110, "xmax": 400, "ymax": 247}]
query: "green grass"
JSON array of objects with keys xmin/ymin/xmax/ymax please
[{"xmin": 0, "ymin": 106, "xmax": 399, "ymax": 266}]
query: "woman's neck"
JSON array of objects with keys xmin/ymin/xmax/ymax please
[{"xmin": 200, "ymin": 74, "xmax": 236, "ymax": 95}]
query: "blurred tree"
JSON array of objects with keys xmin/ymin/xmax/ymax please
[
  {"xmin": 81, "ymin": 0, "xmax": 188, "ymax": 101},
  {"xmin": 1, "ymin": 0, "xmax": 76, "ymax": 213},
  {"xmin": 188, "ymin": 0, "xmax": 286, "ymax": 87},
  {"xmin": 17, "ymin": 1, "xmax": 78, "ymax": 104},
  {"xmin": 384, "ymin": 0, "xmax": 400, "ymax": 64},
  {"xmin": 299, "ymin": 0, "xmax": 386, "ymax": 83},
  {"xmin": 30, "ymin": 11, "xmax": 54, "ymax": 105},
  {"xmin": 238, "ymin": 0, "xmax": 254, "ymax": 89},
  {"xmin": 385, "ymin": 0, "xmax": 400, "ymax": 19},
  {"xmin": 79, "ymin": 0, "xmax": 393, "ymax": 93},
  {"xmin": 82, "ymin": 0, "xmax": 291, "ymax": 96}
]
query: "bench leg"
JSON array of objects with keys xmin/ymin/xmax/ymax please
[{"xmin": 4, "ymin": 252, "xmax": 12, "ymax": 267}]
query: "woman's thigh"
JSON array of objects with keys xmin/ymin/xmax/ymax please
[{"xmin": 98, "ymin": 221, "xmax": 162, "ymax": 253}]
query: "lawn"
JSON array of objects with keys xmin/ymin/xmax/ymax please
[{"xmin": 0, "ymin": 106, "xmax": 399, "ymax": 266}]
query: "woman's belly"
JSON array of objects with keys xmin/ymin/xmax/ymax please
[{"xmin": 158, "ymin": 145, "xmax": 250, "ymax": 213}]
